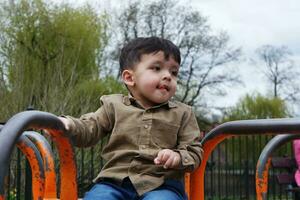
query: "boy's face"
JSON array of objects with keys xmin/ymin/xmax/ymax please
[{"xmin": 122, "ymin": 51, "xmax": 179, "ymax": 109}]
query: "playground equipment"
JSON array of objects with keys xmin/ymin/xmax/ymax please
[
  {"xmin": 0, "ymin": 111, "xmax": 77, "ymax": 200},
  {"xmin": 0, "ymin": 125, "xmax": 45, "ymax": 200},
  {"xmin": 1, "ymin": 111, "xmax": 300, "ymax": 199},
  {"xmin": 23, "ymin": 131, "xmax": 57, "ymax": 198},
  {"xmin": 188, "ymin": 118, "xmax": 300, "ymax": 200},
  {"xmin": 256, "ymin": 134, "xmax": 300, "ymax": 200}
]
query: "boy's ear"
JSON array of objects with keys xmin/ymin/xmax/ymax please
[{"xmin": 121, "ymin": 69, "xmax": 135, "ymax": 87}]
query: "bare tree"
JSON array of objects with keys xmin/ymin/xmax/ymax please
[
  {"xmin": 255, "ymin": 45, "xmax": 300, "ymax": 102},
  {"xmin": 101, "ymin": 0, "xmax": 242, "ymax": 107}
]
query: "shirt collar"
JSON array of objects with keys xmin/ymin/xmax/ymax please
[
  {"xmin": 122, "ymin": 94, "xmax": 177, "ymax": 109},
  {"xmin": 122, "ymin": 93, "xmax": 135, "ymax": 106}
]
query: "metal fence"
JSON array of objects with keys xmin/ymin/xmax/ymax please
[
  {"xmin": 204, "ymin": 135, "xmax": 293, "ymax": 200},
  {"xmin": 4, "ymin": 133, "xmax": 295, "ymax": 200}
]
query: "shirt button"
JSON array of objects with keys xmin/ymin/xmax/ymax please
[
  {"xmin": 184, "ymin": 158, "xmax": 189, "ymax": 163},
  {"xmin": 144, "ymin": 124, "xmax": 149, "ymax": 129}
]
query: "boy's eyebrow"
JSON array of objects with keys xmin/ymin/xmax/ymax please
[
  {"xmin": 170, "ymin": 62, "xmax": 180, "ymax": 69},
  {"xmin": 151, "ymin": 62, "xmax": 180, "ymax": 69},
  {"xmin": 151, "ymin": 60, "xmax": 163, "ymax": 64},
  {"xmin": 151, "ymin": 61, "xmax": 180, "ymax": 69}
]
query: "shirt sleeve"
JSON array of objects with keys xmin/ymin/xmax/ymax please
[
  {"xmin": 175, "ymin": 106, "xmax": 203, "ymax": 172},
  {"xmin": 63, "ymin": 96, "xmax": 113, "ymax": 147}
]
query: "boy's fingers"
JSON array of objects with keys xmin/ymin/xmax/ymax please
[
  {"xmin": 163, "ymin": 157, "xmax": 174, "ymax": 169},
  {"xmin": 58, "ymin": 117, "xmax": 70, "ymax": 130},
  {"xmin": 154, "ymin": 157, "xmax": 161, "ymax": 164},
  {"xmin": 155, "ymin": 151, "xmax": 163, "ymax": 161},
  {"xmin": 154, "ymin": 151, "xmax": 164, "ymax": 164},
  {"xmin": 155, "ymin": 150, "xmax": 181, "ymax": 169},
  {"xmin": 42, "ymin": 129, "xmax": 50, "ymax": 135},
  {"xmin": 164, "ymin": 154, "xmax": 180, "ymax": 169},
  {"xmin": 171, "ymin": 156, "xmax": 180, "ymax": 168},
  {"xmin": 155, "ymin": 149, "xmax": 181, "ymax": 169},
  {"xmin": 161, "ymin": 152, "xmax": 169, "ymax": 163},
  {"xmin": 155, "ymin": 149, "xmax": 169, "ymax": 165}
]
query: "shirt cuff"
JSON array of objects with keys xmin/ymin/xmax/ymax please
[{"xmin": 174, "ymin": 149, "xmax": 194, "ymax": 170}]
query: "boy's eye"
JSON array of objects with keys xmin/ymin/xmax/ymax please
[
  {"xmin": 171, "ymin": 70, "xmax": 179, "ymax": 76},
  {"xmin": 152, "ymin": 66, "xmax": 161, "ymax": 71}
]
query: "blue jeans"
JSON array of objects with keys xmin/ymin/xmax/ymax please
[{"xmin": 83, "ymin": 177, "xmax": 187, "ymax": 200}]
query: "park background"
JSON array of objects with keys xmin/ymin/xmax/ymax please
[{"xmin": 0, "ymin": 0, "xmax": 299, "ymax": 199}]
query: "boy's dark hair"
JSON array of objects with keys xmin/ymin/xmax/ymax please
[{"xmin": 119, "ymin": 37, "xmax": 181, "ymax": 73}]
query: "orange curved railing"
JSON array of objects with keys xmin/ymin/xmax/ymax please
[
  {"xmin": 16, "ymin": 135, "xmax": 46, "ymax": 200},
  {"xmin": 0, "ymin": 111, "xmax": 77, "ymax": 200},
  {"xmin": 0, "ymin": 126, "xmax": 45, "ymax": 200},
  {"xmin": 24, "ymin": 131, "xmax": 57, "ymax": 199},
  {"xmin": 255, "ymin": 134, "xmax": 300, "ymax": 200},
  {"xmin": 188, "ymin": 118, "xmax": 300, "ymax": 200}
]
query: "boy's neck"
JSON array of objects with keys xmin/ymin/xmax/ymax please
[{"xmin": 127, "ymin": 92, "xmax": 161, "ymax": 110}]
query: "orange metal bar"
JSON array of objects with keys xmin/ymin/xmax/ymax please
[
  {"xmin": 46, "ymin": 129, "xmax": 77, "ymax": 200},
  {"xmin": 184, "ymin": 173, "xmax": 191, "ymax": 199},
  {"xmin": 34, "ymin": 140, "xmax": 56, "ymax": 198},
  {"xmin": 190, "ymin": 134, "xmax": 230, "ymax": 200},
  {"xmin": 17, "ymin": 137, "xmax": 45, "ymax": 200},
  {"xmin": 36, "ymin": 141, "xmax": 56, "ymax": 199},
  {"xmin": 256, "ymin": 158, "xmax": 271, "ymax": 200},
  {"xmin": 24, "ymin": 131, "xmax": 57, "ymax": 199}
]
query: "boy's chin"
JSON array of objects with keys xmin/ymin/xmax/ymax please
[{"xmin": 152, "ymin": 98, "xmax": 170, "ymax": 105}]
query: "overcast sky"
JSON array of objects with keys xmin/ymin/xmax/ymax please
[
  {"xmin": 53, "ymin": 0, "xmax": 300, "ymax": 109},
  {"xmin": 192, "ymin": 0, "xmax": 300, "ymax": 53},
  {"xmin": 184, "ymin": 0, "xmax": 300, "ymax": 108}
]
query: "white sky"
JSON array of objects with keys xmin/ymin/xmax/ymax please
[
  {"xmin": 52, "ymin": 0, "xmax": 300, "ymax": 110},
  {"xmin": 192, "ymin": 0, "xmax": 300, "ymax": 52},
  {"xmin": 190, "ymin": 0, "xmax": 300, "ymax": 108}
]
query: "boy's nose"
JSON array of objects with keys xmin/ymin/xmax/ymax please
[{"xmin": 162, "ymin": 71, "xmax": 171, "ymax": 81}]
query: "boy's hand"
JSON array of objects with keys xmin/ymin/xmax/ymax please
[
  {"xmin": 58, "ymin": 117, "xmax": 71, "ymax": 131},
  {"xmin": 154, "ymin": 149, "xmax": 181, "ymax": 169}
]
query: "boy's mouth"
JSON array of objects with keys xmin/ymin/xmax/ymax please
[{"xmin": 157, "ymin": 85, "xmax": 169, "ymax": 91}]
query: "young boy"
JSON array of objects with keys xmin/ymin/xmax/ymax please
[{"xmin": 59, "ymin": 37, "xmax": 203, "ymax": 200}]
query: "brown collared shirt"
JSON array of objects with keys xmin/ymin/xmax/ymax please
[{"xmin": 65, "ymin": 94, "xmax": 203, "ymax": 195}]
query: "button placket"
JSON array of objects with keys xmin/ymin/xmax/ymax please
[
  {"xmin": 139, "ymin": 110, "xmax": 152, "ymax": 150},
  {"xmin": 142, "ymin": 109, "xmax": 153, "ymax": 119},
  {"xmin": 140, "ymin": 124, "xmax": 150, "ymax": 150}
]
